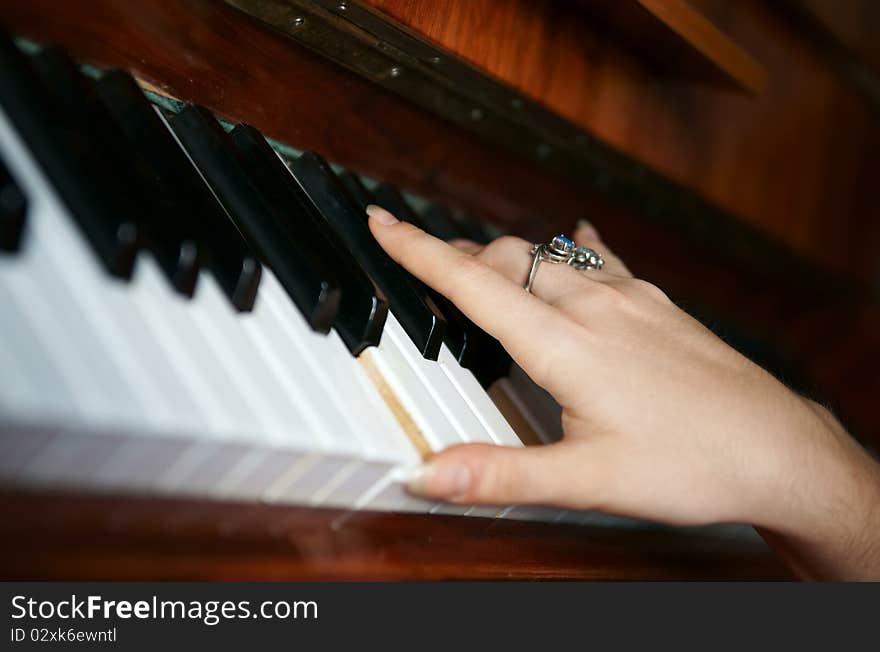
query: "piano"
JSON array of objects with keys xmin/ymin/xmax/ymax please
[{"xmin": 1, "ymin": 0, "xmax": 877, "ymax": 580}]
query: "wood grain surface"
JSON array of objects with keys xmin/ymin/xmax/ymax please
[
  {"xmin": 365, "ymin": 0, "xmax": 880, "ymax": 284},
  {"xmin": 0, "ymin": 491, "xmax": 790, "ymax": 580}
]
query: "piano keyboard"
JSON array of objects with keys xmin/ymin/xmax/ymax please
[{"xmin": 0, "ymin": 34, "xmax": 589, "ymax": 524}]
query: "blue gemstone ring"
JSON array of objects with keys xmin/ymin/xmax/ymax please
[{"xmin": 525, "ymin": 233, "xmax": 604, "ymax": 293}]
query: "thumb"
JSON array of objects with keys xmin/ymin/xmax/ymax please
[{"xmin": 404, "ymin": 442, "xmax": 602, "ymax": 508}]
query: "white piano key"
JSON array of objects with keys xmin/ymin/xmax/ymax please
[
  {"xmin": 384, "ymin": 316, "xmax": 496, "ymax": 446},
  {"xmin": 266, "ymin": 455, "xmax": 355, "ymax": 504},
  {"xmin": 260, "ymin": 452, "xmax": 323, "ymax": 502},
  {"xmin": 503, "ymin": 505, "xmax": 566, "ymax": 522},
  {"xmin": 186, "ymin": 278, "xmax": 294, "ymax": 441},
  {"xmin": 89, "ymin": 434, "xmax": 193, "ymax": 490},
  {"xmin": 129, "ymin": 259, "xmax": 265, "ymax": 441},
  {"xmin": 20, "ymin": 428, "xmax": 124, "ymax": 487},
  {"xmin": 1, "ymin": 99, "xmax": 580, "ymax": 523},
  {"xmin": 362, "ymin": 314, "xmax": 475, "ymax": 451},
  {"xmin": 0, "ymin": 108, "xmax": 151, "ymax": 430},
  {"xmin": 190, "ymin": 272, "xmax": 320, "ymax": 447},
  {"xmin": 0, "ymin": 282, "xmax": 80, "ymax": 422},
  {"xmin": 1, "ymin": 104, "xmax": 215, "ymax": 442},
  {"xmin": 437, "ymin": 346, "xmax": 523, "ymax": 448},
  {"xmin": 430, "ymin": 502, "xmax": 472, "ymax": 516},
  {"xmin": 4, "ymin": 104, "xmax": 326, "ymax": 500},
  {"xmin": 506, "ymin": 364, "xmax": 563, "ymax": 444},
  {"xmin": 257, "ymin": 271, "xmax": 423, "ymax": 467},
  {"xmin": 0, "ymin": 424, "xmax": 56, "ymax": 481},
  {"xmin": 98, "ymin": 266, "xmax": 210, "ymax": 436},
  {"xmin": 357, "ymin": 470, "xmax": 437, "ymax": 514},
  {"xmin": 494, "ymin": 377, "xmax": 553, "ymax": 445},
  {"xmin": 38, "ymin": 223, "xmax": 203, "ymax": 435},
  {"xmin": 314, "ymin": 459, "xmax": 395, "ymax": 508},
  {"xmin": 224, "ymin": 448, "xmax": 312, "ymax": 500},
  {"xmin": 464, "ymin": 505, "xmax": 507, "ymax": 518},
  {"xmin": 243, "ymin": 271, "xmax": 361, "ymax": 454},
  {"xmin": 3, "ymin": 273, "xmax": 111, "ymax": 420},
  {"xmin": 307, "ymin": 458, "xmax": 363, "ymax": 506}
]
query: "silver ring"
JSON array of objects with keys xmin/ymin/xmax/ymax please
[{"xmin": 524, "ymin": 234, "xmax": 604, "ymax": 293}]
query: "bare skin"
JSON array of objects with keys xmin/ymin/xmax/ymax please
[{"xmin": 365, "ymin": 204, "xmax": 880, "ymax": 581}]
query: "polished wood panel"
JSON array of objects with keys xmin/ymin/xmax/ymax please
[
  {"xmin": 575, "ymin": 0, "xmax": 766, "ymax": 92},
  {"xmin": 364, "ymin": 0, "xmax": 880, "ymax": 284},
  {"xmin": 0, "ymin": 491, "xmax": 790, "ymax": 580},
  {"xmin": 781, "ymin": 0, "xmax": 880, "ymax": 79}
]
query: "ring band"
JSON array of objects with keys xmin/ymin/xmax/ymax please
[{"xmin": 524, "ymin": 234, "xmax": 604, "ymax": 293}]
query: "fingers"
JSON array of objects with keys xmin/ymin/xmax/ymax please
[
  {"xmin": 473, "ymin": 235, "xmax": 613, "ymax": 307},
  {"xmin": 449, "ymin": 238, "xmax": 484, "ymax": 255},
  {"xmin": 406, "ymin": 441, "xmax": 605, "ymax": 508},
  {"xmin": 573, "ymin": 220, "xmax": 631, "ymax": 278},
  {"xmin": 572, "ymin": 219, "xmax": 601, "ymax": 243},
  {"xmin": 366, "ymin": 206, "xmax": 581, "ymax": 368}
]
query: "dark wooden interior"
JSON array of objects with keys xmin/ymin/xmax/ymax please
[
  {"xmin": 0, "ymin": 0, "xmax": 877, "ymax": 579},
  {"xmin": 0, "ymin": 491, "xmax": 789, "ymax": 580}
]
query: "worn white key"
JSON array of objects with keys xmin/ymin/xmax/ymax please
[{"xmin": 253, "ymin": 273, "xmax": 430, "ymax": 507}]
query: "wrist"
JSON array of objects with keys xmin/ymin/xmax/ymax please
[{"xmin": 755, "ymin": 400, "xmax": 880, "ymax": 579}]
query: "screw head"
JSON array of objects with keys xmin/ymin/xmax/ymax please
[{"xmin": 389, "ymin": 66, "xmax": 402, "ymax": 78}]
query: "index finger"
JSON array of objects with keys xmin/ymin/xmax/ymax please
[{"xmin": 366, "ymin": 206, "xmax": 580, "ymax": 366}]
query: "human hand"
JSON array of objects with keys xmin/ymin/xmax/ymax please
[{"xmin": 366, "ymin": 205, "xmax": 880, "ymax": 579}]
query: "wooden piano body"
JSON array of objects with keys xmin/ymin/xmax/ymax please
[{"xmin": 1, "ymin": 0, "xmax": 878, "ymax": 580}]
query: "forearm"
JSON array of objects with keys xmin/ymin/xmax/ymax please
[
  {"xmin": 758, "ymin": 487, "xmax": 880, "ymax": 580},
  {"xmin": 756, "ymin": 405, "xmax": 880, "ymax": 580}
]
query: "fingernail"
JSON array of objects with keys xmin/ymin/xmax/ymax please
[
  {"xmin": 366, "ymin": 204, "xmax": 399, "ymax": 226},
  {"xmin": 405, "ymin": 462, "xmax": 472, "ymax": 498},
  {"xmin": 576, "ymin": 218, "xmax": 599, "ymax": 240}
]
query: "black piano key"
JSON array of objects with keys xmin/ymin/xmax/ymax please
[
  {"xmin": 371, "ymin": 183, "xmax": 471, "ymax": 362},
  {"xmin": 228, "ymin": 124, "xmax": 388, "ymax": 354},
  {"xmin": 289, "ymin": 152, "xmax": 446, "ymax": 360},
  {"xmin": 337, "ymin": 170, "xmax": 374, "ymax": 214},
  {"xmin": 374, "ymin": 184, "xmax": 513, "ymax": 386},
  {"xmin": 94, "ymin": 70, "xmax": 204, "ymax": 296},
  {"xmin": 158, "ymin": 106, "xmax": 262, "ymax": 311},
  {"xmin": 0, "ymin": 36, "xmax": 138, "ymax": 277},
  {"xmin": 91, "ymin": 77, "xmax": 260, "ymax": 310},
  {"xmin": 30, "ymin": 48, "xmax": 149, "ymax": 280},
  {"xmin": 0, "ymin": 153, "xmax": 27, "ymax": 252},
  {"xmin": 455, "ymin": 212, "xmax": 495, "ymax": 245},
  {"xmin": 32, "ymin": 50, "xmax": 199, "ymax": 295},
  {"xmin": 421, "ymin": 202, "xmax": 468, "ymax": 242},
  {"xmin": 168, "ymin": 105, "xmax": 340, "ymax": 332}
]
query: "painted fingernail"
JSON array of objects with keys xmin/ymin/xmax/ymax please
[
  {"xmin": 576, "ymin": 218, "xmax": 599, "ymax": 240},
  {"xmin": 366, "ymin": 204, "xmax": 399, "ymax": 225},
  {"xmin": 405, "ymin": 462, "xmax": 472, "ymax": 498}
]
